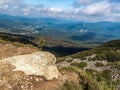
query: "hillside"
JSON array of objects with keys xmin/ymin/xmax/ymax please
[
  {"xmin": 0, "ymin": 39, "xmax": 82, "ymax": 90},
  {"xmin": 0, "ymin": 32, "xmax": 120, "ymax": 90},
  {"xmin": 57, "ymin": 40, "xmax": 120, "ymax": 90},
  {"xmin": 0, "ymin": 32, "xmax": 89, "ymax": 57}
]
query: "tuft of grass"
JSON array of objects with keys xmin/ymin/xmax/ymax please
[
  {"xmin": 95, "ymin": 62, "xmax": 104, "ymax": 67},
  {"xmin": 58, "ymin": 81, "xmax": 83, "ymax": 90},
  {"xmin": 61, "ymin": 66, "xmax": 116, "ymax": 90},
  {"xmin": 71, "ymin": 62, "xmax": 87, "ymax": 69},
  {"xmin": 66, "ymin": 59, "xmax": 73, "ymax": 63},
  {"xmin": 0, "ymin": 39, "xmax": 8, "ymax": 44},
  {"xmin": 56, "ymin": 57, "xmax": 67, "ymax": 64}
]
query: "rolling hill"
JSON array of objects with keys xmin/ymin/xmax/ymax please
[
  {"xmin": 0, "ymin": 14, "xmax": 120, "ymax": 47},
  {"xmin": 57, "ymin": 40, "xmax": 120, "ymax": 90}
]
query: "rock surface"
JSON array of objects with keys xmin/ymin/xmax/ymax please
[
  {"xmin": 0, "ymin": 43, "xmax": 80, "ymax": 90},
  {"xmin": 0, "ymin": 51, "xmax": 59, "ymax": 80}
]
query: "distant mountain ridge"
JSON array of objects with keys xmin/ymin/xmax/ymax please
[{"xmin": 0, "ymin": 14, "xmax": 120, "ymax": 46}]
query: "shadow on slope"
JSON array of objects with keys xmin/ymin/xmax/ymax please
[
  {"xmin": 42, "ymin": 46, "xmax": 89, "ymax": 57},
  {"xmin": 0, "ymin": 32, "xmax": 90, "ymax": 57}
]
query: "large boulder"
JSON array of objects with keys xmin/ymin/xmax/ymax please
[{"xmin": 0, "ymin": 51, "xmax": 59, "ymax": 80}]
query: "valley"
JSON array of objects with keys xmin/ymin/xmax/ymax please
[
  {"xmin": 0, "ymin": 14, "xmax": 120, "ymax": 48},
  {"xmin": 0, "ymin": 14, "xmax": 120, "ymax": 90}
]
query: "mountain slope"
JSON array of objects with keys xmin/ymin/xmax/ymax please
[
  {"xmin": 0, "ymin": 38, "xmax": 81, "ymax": 90},
  {"xmin": 57, "ymin": 40, "xmax": 120, "ymax": 90},
  {"xmin": 0, "ymin": 14, "xmax": 120, "ymax": 46}
]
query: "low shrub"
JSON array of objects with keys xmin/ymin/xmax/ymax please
[
  {"xmin": 58, "ymin": 81, "xmax": 82, "ymax": 90},
  {"xmin": 66, "ymin": 59, "xmax": 73, "ymax": 63},
  {"xmin": 86, "ymin": 69, "xmax": 96, "ymax": 74},
  {"xmin": 56, "ymin": 57, "xmax": 66, "ymax": 64},
  {"xmin": 71, "ymin": 62, "xmax": 87, "ymax": 69},
  {"xmin": 95, "ymin": 62, "xmax": 104, "ymax": 67}
]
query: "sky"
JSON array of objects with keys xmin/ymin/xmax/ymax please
[{"xmin": 0, "ymin": 0, "xmax": 120, "ymax": 22}]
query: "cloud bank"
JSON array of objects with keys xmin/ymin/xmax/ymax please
[{"xmin": 0, "ymin": 0, "xmax": 120, "ymax": 22}]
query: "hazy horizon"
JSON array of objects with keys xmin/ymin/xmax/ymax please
[{"xmin": 0, "ymin": 0, "xmax": 120, "ymax": 22}]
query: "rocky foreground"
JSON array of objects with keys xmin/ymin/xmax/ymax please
[
  {"xmin": 0, "ymin": 43, "xmax": 79, "ymax": 90},
  {"xmin": 1, "ymin": 51, "xmax": 59, "ymax": 80}
]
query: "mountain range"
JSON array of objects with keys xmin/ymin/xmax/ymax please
[{"xmin": 0, "ymin": 14, "xmax": 120, "ymax": 47}]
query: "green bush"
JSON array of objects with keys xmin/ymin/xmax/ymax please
[
  {"xmin": 91, "ymin": 50, "xmax": 120, "ymax": 62},
  {"xmin": 86, "ymin": 69, "xmax": 96, "ymax": 74},
  {"xmin": 66, "ymin": 59, "xmax": 73, "ymax": 63},
  {"xmin": 71, "ymin": 62, "xmax": 87, "ymax": 69},
  {"xmin": 70, "ymin": 50, "xmax": 94, "ymax": 60},
  {"xmin": 105, "ymin": 51, "xmax": 120, "ymax": 62},
  {"xmin": 97, "ymin": 70, "xmax": 111, "ymax": 82},
  {"xmin": 95, "ymin": 62, "xmax": 104, "ymax": 67},
  {"xmin": 61, "ymin": 66, "xmax": 78, "ymax": 72},
  {"xmin": 56, "ymin": 57, "xmax": 66, "ymax": 64},
  {"xmin": 38, "ymin": 37, "xmax": 46, "ymax": 49}
]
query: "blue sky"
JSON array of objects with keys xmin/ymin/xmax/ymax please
[
  {"xmin": 27, "ymin": 0, "xmax": 74, "ymax": 9},
  {"xmin": 0, "ymin": 0, "xmax": 120, "ymax": 22}
]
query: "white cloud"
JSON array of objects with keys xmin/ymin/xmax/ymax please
[
  {"xmin": 49, "ymin": 8, "xmax": 62, "ymax": 13},
  {"xmin": 0, "ymin": 0, "xmax": 24, "ymax": 15},
  {"xmin": 71, "ymin": 0, "xmax": 120, "ymax": 21},
  {"xmin": 83, "ymin": 1, "xmax": 111, "ymax": 16},
  {"xmin": 21, "ymin": 6, "xmax": 31, "ymax": 15},
  {"xmin": 0, "ymin": 0, "xmax": 120, "ymax": 22}
]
